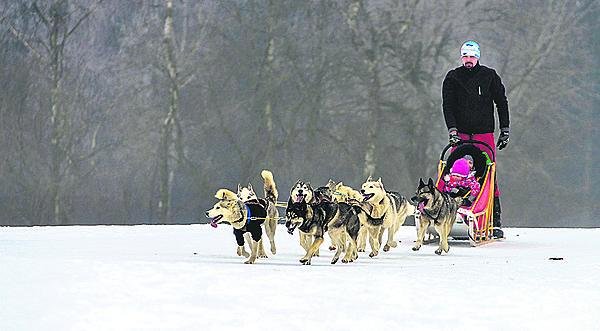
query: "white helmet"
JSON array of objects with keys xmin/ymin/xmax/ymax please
[{"xmin": 460, "ymin": 40, "xmax": 480, "ymax": 59}]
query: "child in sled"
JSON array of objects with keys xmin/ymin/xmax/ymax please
[{"xmin": 442, "ymin": 157, "xmax": 480, "ymax": 207}]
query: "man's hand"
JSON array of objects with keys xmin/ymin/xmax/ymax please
[
  {"xmin": 496, "ymin": 128, "xmax": 509, "ymax": 150},
  {"xmin": 448, "ymin": 128, "xmax": 460, "ymax": 146}
]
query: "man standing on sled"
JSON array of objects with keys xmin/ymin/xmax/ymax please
[{"xmin": 441, "ymin": 40, "xmax": 509, "ymax": 239}]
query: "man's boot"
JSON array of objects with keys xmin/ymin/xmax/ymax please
[{"xmin": 493, "ymin": 196, "xmax": 504, "ymax": 238}]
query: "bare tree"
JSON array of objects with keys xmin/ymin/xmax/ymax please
[{"xmin": 5, "ymin": 0, "xmax": 102, "ymax": 224}]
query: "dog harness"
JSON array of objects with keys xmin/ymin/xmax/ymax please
[
  {"xmin": 419, "ymin": 188, "xmax": 452, "ymax": 223},
  {"xmin": 232, "ymin": 203, "xmax": 266, "ymax": 246},
  {"xmin": 231, "ymin": 204, "xmax": 253, "ymax": 226}
]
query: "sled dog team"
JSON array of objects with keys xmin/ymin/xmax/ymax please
[{"xmin": 205, "ymin": 170, "xmax": 463, "ymax": 264}]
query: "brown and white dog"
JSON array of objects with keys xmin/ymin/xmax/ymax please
[{"xmin": 356, "ymin": 177, "xmax": 415, "ymax": 257}]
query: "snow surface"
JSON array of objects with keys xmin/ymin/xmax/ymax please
[{"xmin": 1, "ymin": 225, "xmax": 599, "ymax": 331}]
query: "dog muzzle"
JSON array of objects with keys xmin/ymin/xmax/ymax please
[{"xmin": 285, "ymin": 218, "xmax": 302, "ymax": 234}]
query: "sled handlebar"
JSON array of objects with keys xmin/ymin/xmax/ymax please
[{"xmin": 440, "ymin": 140, "xmax": 495, "ymax": 161}]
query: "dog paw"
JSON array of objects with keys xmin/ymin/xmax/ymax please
[
  {"xmin": 242, "ymin": 252, "xmax": 250, "ymax": 258},
  {"xmin": 383, "ymin": 245, "xmax": 390, "ymax": 252},
  {"xmin": 435, "ymin": 249, "xmax": 442, "ymax": 255},
  {"xmin": 331, "ymin": 258, "xmax": 339, "ymax": 264},
  {"xmin": 412, "ymin": 246, "xmax": 420, "ymax": 251},
  {"xmin": 357, "ymin": 248, "xmax": 365, "ymax": 252},
  {"xmin": 244, "ymin": 259, "xmax": 256, "ymax": 264},
  {"xmin": 369, "ymin": 252, "xmax": 378, "ymax": 258},
  {"xmin": 271, "ymin": 247, "xmax": 277, "ymax": 255},
  {"xmin": 388, "ymin": 241, "xmax": 398, "ymax": 248},
  {"xmin": 258, "ymin": 253, "xmax": 268, "ymax": 258},
  {"xmin": 300, "ymin": 259, "xmax": 311, "ymax": 265},
  {"xmin": 342, "ymin": 258, "xmax": 350, "ymax": 263},
  {"xmin": 329, "ymin": 245, "xmax": 336, "ymax": 251}
]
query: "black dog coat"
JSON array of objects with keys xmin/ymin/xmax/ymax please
[{"xmin": 233, "ymin": 201, "xmax": 267, "ymax": 246}]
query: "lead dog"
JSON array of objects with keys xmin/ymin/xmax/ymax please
[
  {"xmin": 411, "ymin": 178, "xmax": 461, "ymax": 255},
  {"xmin": 205, "ymin": 170, "xmax": 278, "ymax": 264},
  {"xmin": 237, "ymin": 170, "xmax": 279, "ymax": 255}
]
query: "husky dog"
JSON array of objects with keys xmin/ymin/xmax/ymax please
[
  {"xmin": 313, "ymin": 179, "xmax": 337, "ymax": 204},
  {"xmin": 357, "ymin": 177, "xmax": 415, "ymax": 257},
  {"xmin": 285, "ymin": 197, "xmax": 360, "ymax": 265},
  {"xmin": 332, "ymin": 182, "xmax": 369, "ymax": 252},
  {"xmin": 205, "ymin": 170, "xmax": 278, "ymax": 264},
  {"xmin": 411, "ymin": 178, "xmax": 461, "ymax": 255},
  {"xmin": 237, "ymin": 170, "xmax": 279, "ymax": 255},
  {"xmin": 290, "ymin": 180, "xmax": 314, "ymax": 204},
  {"xmin": 313, "ymin": 179, "xmax": 339, "ymax": 250},
  {"xmin": 333, "ymin": 182, "xmax": 363, "ymax": 204}
]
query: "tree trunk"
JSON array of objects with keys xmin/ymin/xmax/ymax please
[
  {"xmin": 158, "ymin": 0, "xmax": 182, "ymax": 223},
  {"xmin": 263, "ymin": 0, "xmax": 276, "ymax": 166},
  {"xmin": 363, "ymin": 59, "xmax": 381, "ymax": 179},
  {"xmin": 49, "ymin": 4, "xmax": 66, "ymax": 225}
]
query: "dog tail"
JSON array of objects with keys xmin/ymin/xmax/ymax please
[
  {"xmin": 215, "ymin": 188, "xmax": 237, "ymax": 201},
  {"xmin": 261, "ymin": 170, "xmax": 279, "ymax": 203}
]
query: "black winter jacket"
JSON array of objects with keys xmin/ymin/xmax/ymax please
[{"xmin": 442, "ymin": 63, "xmax": 509, "ymax": 134}]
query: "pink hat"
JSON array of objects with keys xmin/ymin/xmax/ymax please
[{"xmin": 450, "ymin": 158, "xmax": 470, "ymax": 177}]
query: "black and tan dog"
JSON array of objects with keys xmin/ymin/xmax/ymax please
[
  {"xmin": 411, "ymin": 178, "xmax": 461, "ymax": 255},
  {"xmin": 285, "ymin": 183, "xmax": 360, "ymax": 265},
  {"xmin": 205, "ymin": 170, "xmax": 278, "ymax": 264},
  {"xmin": 332, "ymin": 182, "xmax": 370, "ymax": 252}
]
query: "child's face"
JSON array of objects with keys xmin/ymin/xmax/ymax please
[
  {"xmin": 467, "ymin": 160, "xmax": 473, "ymax": 169},
  {"xmin": 451, "ymin": 174, "xmax": 463, "ymax": 180}
]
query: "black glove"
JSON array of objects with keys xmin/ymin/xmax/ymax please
[
  {"xmin": 448, "ymin": 128, "xmax": 460, "ymax": 146},
  {"xmin": 496, "ymin": 128, "xmax": 509, "ymax": 150}
]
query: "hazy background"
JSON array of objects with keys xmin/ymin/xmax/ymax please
[{"xmin": 0, "ymin": 0, "xmax": 597, "ymax": 227}]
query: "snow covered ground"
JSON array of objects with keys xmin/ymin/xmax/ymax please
[{"xmin": 1, "ymin": 225, "xmax": 599, "ymax": 331}]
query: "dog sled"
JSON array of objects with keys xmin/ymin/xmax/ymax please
[{"xmin": 418, "ymin": 140, "xmax": 498, "ymax": 246}]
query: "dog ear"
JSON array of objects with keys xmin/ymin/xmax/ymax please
[
  {"xmin": 419, "ymin": 178, "xmax": 425, "ymax": 187},
  {"xmin": 215, "ymin": 189, "xmax": 237, "ymax": 201},
  {"xmin": 237, "ymin": 184, "xmax": 242, "ymax": 194},
  {"xmin": 248, "ymin": 183, "xmax": 253, "ymax": 191},
  {"xmin": 366, "ymin": 175, "xmax": 373, "ymax": 182},
  {"xmin": 335, "ymin": 182, "xmax": 343, "ymax": 190},
  {"xmin": 427, "ymin": 178, "xmax": 434, "ymax": 187}
]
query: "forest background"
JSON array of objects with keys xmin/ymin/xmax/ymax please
[{"xmin": 0, "ymin": 0, "xmax": 597, "ymax": 227}]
